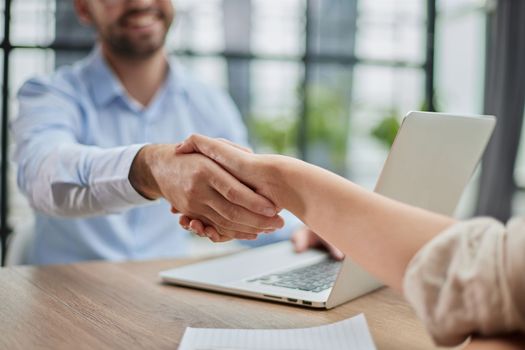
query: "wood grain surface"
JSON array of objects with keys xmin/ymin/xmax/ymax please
[{"xmin": 0, "ymin": 258, "xmax": 455, "ymax": 350}]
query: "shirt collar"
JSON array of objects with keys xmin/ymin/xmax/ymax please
[
  {"xmin": 85, "ymin": 46, "xmax": 186, "ymax": 108},
  {"xmin": 85, "ymin": 47, "xmax": 126, "ymax": 107}
]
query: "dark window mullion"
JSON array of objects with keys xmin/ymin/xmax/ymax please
[{"xmin": 1, "ymin": 0, "xmax": 13, "ymax": 267}]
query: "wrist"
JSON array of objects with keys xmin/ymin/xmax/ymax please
[
  {"xmin": 260, "ymin": 155, "xmax": 299, "ymax": 210},
  {"xmin": 129, "ymin": 144, "xmax": 163, "ymax": 200}
]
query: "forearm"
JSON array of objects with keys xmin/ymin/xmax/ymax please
[
  {"xmin": 465, "ymin": 335, "xmax": 525, "ymax": 350},
  {"xmin": 174, "ymin": 135, "xmax": 524, "ymax": 345},
  {"xmin": 175, "ymin": 135, "xmax": 454, "ymax": 290},
  {"xmin": 17, "ymin": 142, "xmax": 150, "ymax": 217},
  {"xmin": 271, "ymin": 155, "xmax": 455, "ymax": 290}
]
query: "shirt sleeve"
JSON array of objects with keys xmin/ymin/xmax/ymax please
[
  {"xmin": 403, "ymin": 217, "xmax": 525, "ymax": 346},
  {"xmin": 11, "ymin": 78, "xmax": 152, "ymax": 218}
]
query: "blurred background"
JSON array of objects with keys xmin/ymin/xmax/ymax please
[{"xmin": 1, "ymin": 0, "xmax": 524, "ymax": 262}]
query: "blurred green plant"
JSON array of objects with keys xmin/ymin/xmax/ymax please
[
  {"xmin": 249, "ymin": 84, "xmax": 350, "ymax": 172},
  {"xmin": 249, "ymin": 115, "xmax": 297, "ymax": 154},
  {"xmin": 370, "ymin": 97, "xmax": 441, "ymax": 149},
  {"xmin": 304, "ymin": 85, "xmax": 349, "ymax": 172},
  {"xmin": 370, "ymin": 110, "xmax": 400, "ymax": 148}
]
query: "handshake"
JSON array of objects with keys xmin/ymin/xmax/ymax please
[{"xmin": 129, "ymin": 134, "xmax": 344, "ymax": 259}]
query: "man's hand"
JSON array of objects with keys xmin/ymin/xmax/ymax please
[
  {"xmin": 129, "ymin": 144, "xmax": 284, "ymax": 240},
  {"xmin": 291, "ymin": 226, "xmax": 344, "ymax": 260}
]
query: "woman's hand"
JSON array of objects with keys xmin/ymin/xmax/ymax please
[
  {"xmin": 465, "ymin": 334, "xmax": 525, "ymax": 350},
  {"xmin": 175, "ymin": 134, "xmax": 284, "ymax": 205},
  {"xmin": 174, "ymin": 134, "xmax": 286, "ymax": 242},
  {"xmin": 292, "ymin": 226, "xmax": 345, "ymax": 260}
]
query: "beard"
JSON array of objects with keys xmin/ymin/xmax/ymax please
[{"xmin": 99, "ymin": 6, "xmax": 173, "ymax": 59}]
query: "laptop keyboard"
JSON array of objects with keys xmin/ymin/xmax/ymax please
[{"xmin": 247, "ymin": 259, "xmax": 342, "ymax": 293}]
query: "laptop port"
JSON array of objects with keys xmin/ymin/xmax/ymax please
[
  {"xmin": 263, "ymin": 294, "xmax": 282, "ymax": 300},
  {"xmin": 302, "ymin": 301, "xmax": 312, "ymax": 306},
  {"xmin": 287, "ymin": 298, "xmax": 298, "ymax": 303}
]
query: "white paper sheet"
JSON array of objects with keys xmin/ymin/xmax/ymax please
[{"xmin": 178, "ymin": 313, "xmax": 376, "ymax": 350}]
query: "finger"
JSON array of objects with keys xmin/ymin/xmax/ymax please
[
  {"xmin": 206, "ymin": 161, "xmax": 277, "ymax": 217},
  {"xmin": 182, "ymin": 211, "xmax": 223, "ymax": 236},
  {"xmin": 202, "ymin": 225, "xmax": 227, "ymax": 242},
  {"xmin": 205, "ymin": 189, "xmax": 283, "ymax": 232},
  {"xmin": 204, "ymin": 221, "xmax": 258, "ymax": 240},
  {"xmin": 202, "ymin": 203, "xmax": 277, "ymax": 234},
  {"xmin": 204, "ymin": 226, "xmax": 234, "ymax": 243},
  {"xmin": 291, "ymin": 227, "xmax": 311, "ymax": 253},
  {"xmin": 188, "ymin": 217, "xmax": 259, "ymax": 241},
  {"xmin": 179, "ymin": 215, "xmax": 191, "ymax": 229},
  {"xmin": 176, "ymin": 134, "xmax": 243, "ymax": 156},
  {"xmin": 216, "ymin": 138, "xmax": 252, "ymax": 153},
  {"xmin": 171, "ymin": 206, "xmax": 180, "ymax": 214},
  {"xmin": 177, "ymin": 135, "xmax": 276, "ymax": 217},
  {"xmin": 179, "ymin": 215, "xmax": 205, "ymax": 238},
  {"xmin": 176, "ymin": 134, "xmax": 247, "ymax": 176},
  {"xmin": 216, "ymin": 228, "xmax": 258, "ymax": 240},
  {"xmin": 188, "ymin": 219, "xmax": 207, "ymax": 237},
  {"xmin": 326, "ymin": 243, "xmax": 345, "ymax": 261},
  {"xmin": 314, "ymin": 234, "xmax": 345, "ymax": 260}
]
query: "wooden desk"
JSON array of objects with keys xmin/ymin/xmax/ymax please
[{"xmin": 0, "ymin": 258, "xmax": 450, "ymax": 349}]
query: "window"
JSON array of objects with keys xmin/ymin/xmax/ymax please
[{"xmin": 0, "ymin": 0, "xmax": 441, "ymax": 263}]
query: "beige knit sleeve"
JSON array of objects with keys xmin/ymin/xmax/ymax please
[{"xmin": 403, "ymin": 217, "xmax": 525, "ymax": 346}]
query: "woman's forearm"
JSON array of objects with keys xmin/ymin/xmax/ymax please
[
  {"xmin": 465, "ymin": 335, "xmax": 525, "ymax": 350},
  {"xmin": 272, "ymin": 155, "xmax": 456, "ymax": 290},
  {"xmin": 176, "ymin": 135, "xmax": 523, "ymax": 346},
  {"xmin": 175, "ymin": 135, "xmax": 456, "ymax": 291}
]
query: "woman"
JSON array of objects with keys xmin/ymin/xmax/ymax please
[{"xmin": 174, "ymin": 134, "xmax": 524, "ymax": 349}]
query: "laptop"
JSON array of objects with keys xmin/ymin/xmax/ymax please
[{"xmin": 160, "ymin": 111, "xmax": 496, "ymax": 309}]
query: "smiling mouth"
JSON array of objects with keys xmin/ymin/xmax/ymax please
[{"xmin": 121, "ymin": 11, "xmax": 164, "ymax": 29}]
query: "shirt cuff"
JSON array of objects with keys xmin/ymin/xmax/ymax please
[
  {"xmin": 91, "ymin": 143, "xmax": 154, "ymax": 212},
  {"xmin": 121, "ymin": 144, "xmax": 156, "ymax": 204}
]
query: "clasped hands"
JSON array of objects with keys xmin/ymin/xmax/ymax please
[{"xmin": 129, "ymin": 134, "xmax": 343, "ymax": 259}]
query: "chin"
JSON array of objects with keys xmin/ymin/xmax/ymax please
[{"xmin": 110, "ymin": 35, "xmax": 166, "ymax": 59}]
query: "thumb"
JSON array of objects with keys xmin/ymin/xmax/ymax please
[
  {"xmin": 175, "ymin": 134, "xmax": 249, "ymax": 182},
  {"xmin": 175, "ymin": 140, "xmax": 197, "ymax": 155},
  {"xmin": 216, "ymin": 138, "xmax": 253, "ymax": 153}
]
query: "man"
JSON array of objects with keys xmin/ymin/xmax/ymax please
[{"xmin": 12, "ymin": 0, "xmax": 339, "ymax": 265}]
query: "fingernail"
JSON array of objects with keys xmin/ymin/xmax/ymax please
[{"xmin": 262, "ymin": 207, "xmax": 276, "ymax": 217}]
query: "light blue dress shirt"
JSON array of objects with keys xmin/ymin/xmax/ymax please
[{"xmin": 12, "ymin": 48, "xmax": 297, "ymax": 265}]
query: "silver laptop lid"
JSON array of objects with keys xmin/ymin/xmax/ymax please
[{"xmin": 326, "ymin": 111, "xmax": 496, "ymax": 308}]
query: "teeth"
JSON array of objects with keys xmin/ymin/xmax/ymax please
[{"xmin": 128, "ymin": 14, "xmax": 156, "ymax": 27}]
